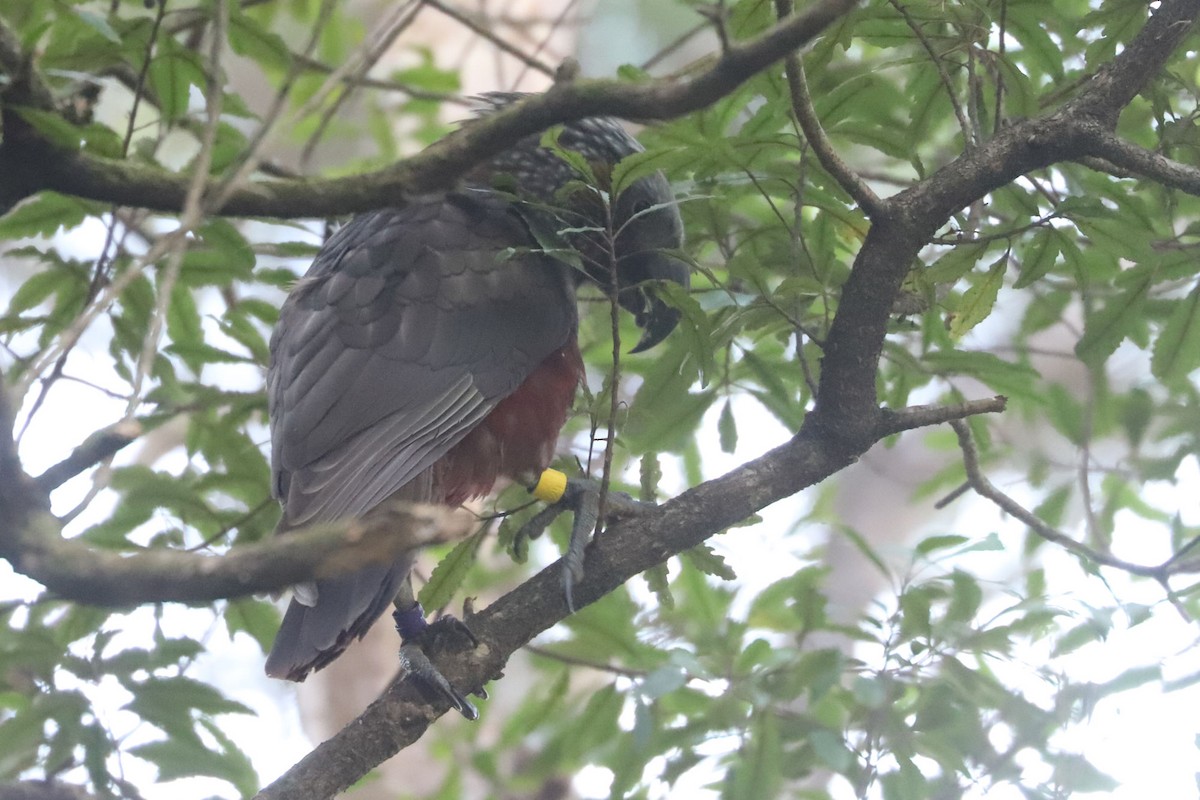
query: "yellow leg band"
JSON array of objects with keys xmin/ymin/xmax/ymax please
[{"xmin": 531, "ymin": 468, "xmax": 568, "ymax": 503}]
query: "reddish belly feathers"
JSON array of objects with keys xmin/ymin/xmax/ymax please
[{"xmin": 437, "ymin": 343, "xmax": 584, "ymax": 505}]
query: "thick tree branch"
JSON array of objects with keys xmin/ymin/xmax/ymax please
[
  {"xmin": 254, "ymin": 395, "xmax": 1006, "ymax": 800},
  {"xmin": 0, "ymin": 376, "xmax": 466, "ymax": 605},
  {"xmin": 813, "ymin": 0, "xmax": 1199, "ymax": 448},
  {"xmin": 0, "ymin": 0, "xmax": 859, "ymax": 217},
  {"xmin": 1, "ymin": 499, "xmax": 462, "ymax": 606}
]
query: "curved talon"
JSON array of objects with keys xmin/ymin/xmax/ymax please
[
  {"xmin": 392, "ymin": 603, "xmax": 480, "ymax": 720},
  {"xmin": 398, "ymin": 642, "xmax": 479, "ymax": 721}
]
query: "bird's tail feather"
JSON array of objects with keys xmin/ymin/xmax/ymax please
[{"xmin": 264, "ymin": 556, "xmax": 412, "ymax": 681}]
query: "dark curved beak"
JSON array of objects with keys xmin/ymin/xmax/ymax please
[
  {"xmin": 629, "ymin": 293, "xmax": 682, "ymax": 353},
  {"xmin": 620, "ymin": 253, "xmax": 689, "ymax": 353}
]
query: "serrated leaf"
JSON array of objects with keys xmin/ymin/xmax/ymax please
[
  {"xmin": 1151, "ymin": 281, "xmax": 1200, "ymax": 382},
  {"xmin": 127, "ymin": 675, "xmax": 252, "ymax": 720},
  {"xmin": 922, "ymin": 349, "xmax": 1038, "ymax": 398},
  {"xmin": 540, "ymin": 127, "xmax": 598, "ymax": 185},
  {"xmin": 418, "ymin": 529, "xmax": 485, "ymax": 611},
  {"xmin": 166, "ymin": 283, "xmax": 203, "ymax": 372},
  {"xmin": 683, "ymin": 543, "xmax": 736, "ymax": 580},
  {"xmin": 228, "ymin": 10, "xmax": 292, "ymax": 72},
  {"xmin": 950, "ymin": 253, "xmax": 1007, "ymax": 338},
  {"xmin": 639, "ymin": 452, "xmax": 662, "ymax": 503},
  {"xmin": 1076, "ymin": 265, "xmax": 1156, "ymax": 366},
  {"xmin": 926, "ymin": 243, "xmax": 986, "ymax": 285},
  {"xmin": 146, "ymin": 41, "xmax": 208, "ymax": 121},
  {"xmin": 643, "ymin": 562, "xmax": 674, "ymax": 610},
  {"xmin": 612, "ymin": 148, "xmax": 683, "ymax": 196},
  {"xmin": 131, "ymin": 735, "xmax": 255, "ymax": 793},
  {"xmin": 1014, "ymin": 228, "xmax": 1060, "ymax": 288},
  {"xmin": 6, "ymin": 269, "xmax": 70, "ymax": 315}
]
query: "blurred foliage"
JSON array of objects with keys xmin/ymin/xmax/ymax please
[{"xmin": 2, "ymin": 0, "xmax": 1200, "ymax": 799}]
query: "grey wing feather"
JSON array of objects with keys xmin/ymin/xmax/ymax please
[
  {"xmin": 268, "ymin": 192, "xmax": 577, "ymax": 527},
  {"xmin": 265, "ymin": 192, "xmax": 577, "ymax": 680}
]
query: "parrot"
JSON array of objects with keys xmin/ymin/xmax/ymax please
[{"xmin": 263, "ymin": 93, "xmax": 687, "ymax": 716}]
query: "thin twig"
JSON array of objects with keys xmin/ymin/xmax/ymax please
[
  {"xmin": 525, "ymin": 644, "xmax": 649, "ymax": 679},
  {"xmin": 298, "ymin": 0, "xmax": 426, "ymax": 171},
  {"xmin": 949, "ymin": 419, "xmax": 1161, "ymax": 578},
  {"xmin": 423, "ymin": 0, "xmax": 555, "ymax": 78},
  {"xmin": 32, "ymin": 422, "xmax": 142, "ymax": 494},
  {"xmin": 888, "ymin": 0, "xmax": 974, "ymax": 149},
  {"xmin": 125, "ymin": 0, "xmax": 228, "ymax": 422},
  {"xmin": 775, "ymin": 0, "xmax": 882, "ymax": 216}
]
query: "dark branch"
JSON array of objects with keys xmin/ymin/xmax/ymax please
[
  {"xmin": 1079, "ymin": 129, "xmax": 1200, "ymax": 197},
  {"xmin": 2, "ymin": 499, "xmax": 462, "ymax": 606},
  {"xmin": 950, "ymin": 419, "xmax": 1163, "ymax": 578},
  {"xmin": 33, "ymin": 420, "xmax": 141, "ymax": 493},
  {"xmin": 253, "ymin": 391, "xmax": 1009, "ymax": 800},
  {"xmin": 813, "ymin": 0, "xmax": 1200, "ymax": 445},
  {"xmin": 0, "ymin": 0, "xmax": 859, "ymax": 217}
]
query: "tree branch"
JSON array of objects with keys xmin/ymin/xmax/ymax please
[
  {"xmin": 813, "ymin": 0, "xmax": 1200, "ymax": 447},
  {"xmin": 32, "ymin": 420, "xmax": 141, "ymax": 493},
  {"xmin": 775, "ymin": 0, "xmax": 883, "ymax": 217},
  {"xmin": 949, "ymin": 419, "xmax": 1165, "ymax": 579},
  {"xmin": 255, "ymin": 391, "xmax": 1006, "ymax": 800},
  {"xmin": 1079, "ymin": 129, "xmax": 1200, "ymax": 196},
  {"xmin": 1, "ymin": 499, "xmax": 463, "ymax": 606},
  {"xmin": 0, "ymin": 0, "xmax": 859, "ymax": 217}
]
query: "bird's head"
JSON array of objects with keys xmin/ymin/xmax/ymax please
[{"xmin": 472, "ymin": 93, "xmax": 689, "ymax": 352}]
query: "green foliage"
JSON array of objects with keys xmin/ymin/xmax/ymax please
[{"xmin": 2, "ymin": 0, "xmax": 1199, "ymax": 799}]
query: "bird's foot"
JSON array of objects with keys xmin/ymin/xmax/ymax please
[
  {"xmin": 392, "ymin": 603, "xmax": 485, "ymax": 721},
  {"xmin": 524, "ymin": 470, "xmax": 652, "ymax": 612}
]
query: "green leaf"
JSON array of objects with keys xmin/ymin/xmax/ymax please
[
  {"xmin": 683, "ymin": 543, "xmax": 736, "ymax": 581},
  {"xmin": 1013, "ymin": 228, "xmax": 1060, "ymax": 288},
  {"xmin": 6, "ymin": 268, "xmax": 72, "ymax": 315},
  {"xmin": 1076, "ymin": 264, "xmax": 1156, "ymax": 366},
  {"xmin": 0, "ymin": 191, "xmax": 95, "ymax": 239},
  {"xmin": 10, "ymin": 108, "xmax": 83, "ymax": 149},
  {"xmin": 1151, "ymin": 281, "xmax": 1200, "ymax": 382},
  {"xmin": 717, "ymin": 398, "xmax": 737, "ymax": 454},
  {"xmin": 642, "ymin": 562, "xmax": 674, "ymax": 610},
  {"xmin": 725, "ymin": 710, "xmax": 781, "ymax": 799},
  {"xmin": 224, "ymin": 599, "xmax": 280, "ymax": 653},
  {"xmin": 639, "ymin": 452, "xmax": 662, "ymax": 503},
  {"xmin": 950, "ymin": 253, "xmax": 1007, "ymax": 338},
  {"xmin": 926, "ymin": 243, "xmax": 986, "ymax": 285},
  {"xmin": 418, "ymin": 529, "xmax": 485, "ymax": 611},
  {"xmin": 915, "ymin": 534, "xmax": 969, "ymax": 556},
  {"xmin": 71, "ymin": 8, "xmax": 121, "ymax": 43},
  {"xmin": 127, "ymin": 675, "xmax": 252, "ymax": 721},
  {"xmin": 167, "ymin": 283, "xmax": 204, "ymax": 373},
  {"xmin": 922, "ymin": 350, "xmax": 1038, "ymax": 398},
  {"xmin": 146, "ymin": 40, "xmax": 208, "ymax": 121},
  {"xmin": 131, "ymin": 733, "xmax": 257, "ymax": 793},
  {"xmin": 228, "ymin": 9, "xmax": 293, "ymax": 72}
]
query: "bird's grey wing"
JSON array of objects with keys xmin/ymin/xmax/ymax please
[
  {"xmin": 264, "ymin": 193, "xmax": 577, "ymax": 681},
  {"xmin": 268, "ymin": 192, "xmax": 579, "ymax": 529}
]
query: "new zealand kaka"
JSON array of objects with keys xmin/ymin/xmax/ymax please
[{"xmin": 263, "ymin": 94, "xmax": 687, "ymax": 696}]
